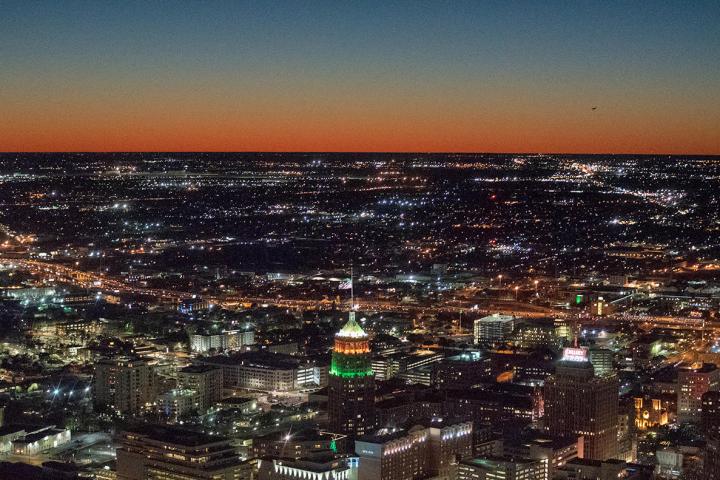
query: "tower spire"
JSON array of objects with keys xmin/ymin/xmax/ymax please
[{"xmin": 349, "ymin": 266, "xmax": 355, "ymax": 322}]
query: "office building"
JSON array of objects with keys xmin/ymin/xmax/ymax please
[
  {"xmin": 555, "ymin": 458, "xmax": 628, "ymax": 480},
  {"xmin": 432, "ymin": 351, "xmax": 492, "ymax": 390},
  {"xmin": 425, "ymin": 419, "xmax": 474, "ymax": 478},
  {"xmin": 354, "ymin": 419, "xmax": 471, "ymax": 480},
  {"xmin": 544, "ymin": 347, "xmax": 618, "ymax": 460},
  {"xmin": 588, "ymin": 348, "xmax": 614, "ymax": 377},
  {"xmin": 328, "ymin": 313, "xmax": 375, "ymax": 437},
  {"xmin": 701, "ymin": 390, "xmax": 720, "ymax": 436},
  {"xmin": 116, "ymin": 425, "xmax": 251, "ymax": 480},
  {"xmin": 457, "ymin": 456, "xmax": 548, "ymax": 480},
  {"xmin": 444, "ymin": 385, "xmax": 540, "ymax": 425},
  {"xmin": 512, "ymin": 320, "xmax": 559, "ymax": 350},
  {"xmin": 503, "ymin": 434, "xmax": 580, "ymax": 478},
  {"xmin": 474, "ymin": 314, "xmax": 515, "ymax": 345},
  {"xmin": 704, "ymin": 437, "xmax": 720, "ymax": 480},
  {"xmin": 355, "ymin": 427, "xmax": 428, "ymax": 480},
  {"xmin": 252, "ymin": 429, "xmax": 348, "ymax": 459},
  {"xmin": 257, "ymin": 455, "xmax": 357, "ymax": 480}
]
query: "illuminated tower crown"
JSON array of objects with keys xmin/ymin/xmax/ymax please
[
  {"xmin": 330, "ymin": 312, "xmax": 373, "ymax": 378},
  {"xmin": 328, "ymin": 311, "xmax": 376, "ymax": 437}
]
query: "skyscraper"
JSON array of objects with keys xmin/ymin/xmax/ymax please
[
  {"xmin": 328, "ymin": 312, "xmax": 375, "ymax": 437},
  {"xmin": 543, "ymin": 347, "xmax": 619, "ymax": 460}
]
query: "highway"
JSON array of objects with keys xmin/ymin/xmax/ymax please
[
  {"xmin": 2, "ymin": 257, "xmax": 569, "ymax": 319},
  {"xmin": 8, "ymin": 256, "xmax": 717, "ymax": 332}
]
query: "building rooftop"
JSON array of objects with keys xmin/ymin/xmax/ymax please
[
  {"xmin": 462, "ymin": 456, "xmax": 543, "ymax": 467},
  {"xmin": 16, "ymin": 428, "xmax": 66, "ymax": 445},
  {"xmin": 476, "ymin": 313, "xmax": 515, "ymax": 324},
  {"xmin": 180, "ymin": 364, "xmax": 222, "ymax": 374},
  {"xmin": 255, "ymin": 428, "xmax": 345, "ymax": 443},
  {"xmin": 124, "ymin": 425, "xmax": 230, "ymax": 447},
  {"xmin": 336, "ymin": 315, "xmax": 368, "ymax": 339},
  {"xmin": 201, "ymin": 351, "xmax": 304, "ymax": 370}
]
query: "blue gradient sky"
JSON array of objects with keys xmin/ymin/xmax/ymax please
[{"xmin": 1, "ymin": 0, "xmax": 719, "ymax": 152}]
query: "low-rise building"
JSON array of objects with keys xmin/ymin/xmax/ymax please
[{"xmin": 8, "ymin": 426, "xmax": 71, "ymax": 456}]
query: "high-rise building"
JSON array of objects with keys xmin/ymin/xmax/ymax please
[
  {"xmin": 328, "ymin": 313, "xmax": 375, "ymax": 437},
  {"xmin": 457, "ymin": 456, "xmax": 548, "ymax": 480},
  {"xmin": 588, "ymin": 348, "xmax": 614, "ymax": 377},
  {"xmin": 94, "ymin": 357, "xmax": 158, "ymax": 415},
  {"xmin": 116, "ymin": 425, "xmax": 251, "ymax": 480},
  {"xmin": 355, "ymin": 427, "xmax": 427, "ymax": 480},
  {"xmin": 677, "ymin": 362, "xmax": 720, "ymax": 423},
  {"xmin": 704, "ymin": 436, "xmax": 720, "ymax": 480},
  {"xmin": 474, "ymin": 314, "xmax": 515, "ymax": 345},
  {"xmin": 701, "ymin": 390, "xmax": 720, "ymax": 436},
  {"xmin": 354, "ymin": 420, "xmax": 472, "ymax": 480},
  {"xmin": 425, "ymin": 419, "xmax": 474, "ymax": 478},
  {"xmin": 178, "ymin": 365, "xmax": 224, "ymax": 411},
  {"xmin": 543, "ymin": 347, "xmax": 618, "ymax": 460}
]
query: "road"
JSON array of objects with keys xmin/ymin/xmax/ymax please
[{"xmin": 2, "ymin": 257, "xmax": 570, "ymax": 318}]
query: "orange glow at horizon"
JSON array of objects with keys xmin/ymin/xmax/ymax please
[{"xmin": 1, "ymin": 81, "xmax": 718, "ymax": 154}]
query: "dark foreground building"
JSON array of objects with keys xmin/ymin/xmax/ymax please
[{"xmin": 544, "ymin": 347, "xmax": 619, "ymax": 460}]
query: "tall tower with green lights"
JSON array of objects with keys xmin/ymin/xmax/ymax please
[{"xmin": 328, "ymin": 311, "xmax": 375, "ymax": 437}]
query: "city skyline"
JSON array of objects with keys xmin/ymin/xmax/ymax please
[
  {"xmin": 2, "ymin": 1, "xmax": 719, "ymax": 154},
  {"xmin": 1, "ymin": 2, "xmax": 720, "ymax": 478}
]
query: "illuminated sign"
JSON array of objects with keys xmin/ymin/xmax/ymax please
[{"xmin": 562, "ymin": 347, "xmax": 588, "ymax": 362}]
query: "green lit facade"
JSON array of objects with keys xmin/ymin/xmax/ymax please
[{"xmin": 328, "ymin": 313, "xmax": 376, "ymax": 437}]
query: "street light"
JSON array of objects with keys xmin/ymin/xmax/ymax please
[{"xmin": 514, "ymin": 285, "xmax": 519, "ymax": 300}]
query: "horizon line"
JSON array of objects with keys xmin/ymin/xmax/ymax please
[{"xmin": 2, "ymin": 150, "xmax": 719, "ymax": 157}]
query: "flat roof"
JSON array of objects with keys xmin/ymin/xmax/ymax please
[
  {"xmin": 180, "ymin": 364, "xmax": 222, "ymax": 374},
  {"xmin": 477, "ymin": 314, "xmax": 515, "ymax": 323},
  {"xmin": 124, "ymin": 425, "xmax": 230, "ymax": 447},
  {"xmin": 201, "ymin": 351, "xmax": 302, "ymax": 370}
]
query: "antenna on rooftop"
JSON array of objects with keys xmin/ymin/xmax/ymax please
[{"xmin": 348, "ymin": 266, "xmax": 356, "ymax": 322}]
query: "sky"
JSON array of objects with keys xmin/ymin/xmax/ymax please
[{"xmin": 1, "ymin": 0, "xmax": 719, "ymax": 153}]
